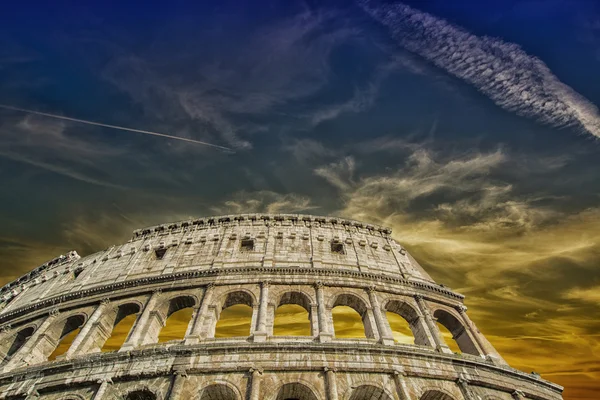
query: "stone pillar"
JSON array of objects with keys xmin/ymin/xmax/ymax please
[
  {"xmin": 120, "ymin": 290, "xmax": 162, "ymax": 351},
  {"xmin": 367, "ymin": 286, "xmax": 395, "ymax": 345},
  {"xmin": 457, "ymin": 305, "xmax": 507, "ymax": 365},
  {"xmin": 185, "ymin": 284, "xmax": 215, "ymax": 343},
  {"xmin": 6, "ymin": 310, "xmax": 59, "ymax": 369},
  {"xmin": 248, "ymin": 367, "xmax": 263, "ymax": 400},
  {"xmin": 253, "ymin": 281, "xmax": 269, "ymax": 342},
  {"xmin": 456, "ymin": 377, "xmax": 476, "ymax": 400},
  {"xmin": 92, "ymin": 378, "xmax": 112, "ymax": 400},
  {"xmin": 167, "ymin": 368, "xmax": 188, "ymax": 400},
  {"xmin": 414, "ymin": 295, "xmax": 452, "ymax": 354},
  {"xmin": 66, "ymin": 299, "xmax": 111, "ymax": 358},
  {"xmin": 315, "ymin": 282, "xmax": 332, "ymax": 342},
  {"xmin": 324, "ymin": 367, "xmax": 338, "ymax": 400},
  {"xmin": 392, "ymin": 370, "xmax": 411, "ymax": 400},
  {"xmin": 512, "ymin": 390, "xmax": 527, "ymax": 400}
]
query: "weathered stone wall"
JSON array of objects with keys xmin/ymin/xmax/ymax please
[{"xmin": 0, "ymin": 214, "xmax": 563, "ymax": 400}]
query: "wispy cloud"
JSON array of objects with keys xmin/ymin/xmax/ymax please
[
  {"xmin": 359, "ymin": 0, "xmax": 600, "ymax": 139},
  {"xmin": 210, "ymin": 190, "xmax": 318, "ymax": 215}
]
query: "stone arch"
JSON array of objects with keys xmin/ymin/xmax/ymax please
[
  {"xmin": 274, "ymin": 382, "xmax": 320, "ymax": 400},
  {"xmin": 146, "ymin": 295, "xmax": 196, "ymax": 344},
  {"xmin": 124, "ymin": 389, "xmax": 157, "ymax": 400},
  {"xmin": 273, "ymin": 291, "xmax": 313, "ymax": 336},
  {"xmin": 0, "ymin": 325, "xmax": 35, "ymax": 364},
  {"xmin": 420, "ymin": 389, "xmax": 457, "ymax": 400},
  {"xmin": 198, "ymin": 383, "xmax": 240, "ymax": 400},
  {"xmin": 331, "ymin": 293, "xmax": 375, "ymax": 339},
  {"xmin": 384, "ymin": 299, "xmax": 429, "ymax": 346},
  {"xmin": 98, "ymin": 302, "xmax": 142, "ymax": 352},
  {"xmin": 348, "ymin": 384, "xmax": 393, "ymax": 400},
  {"xmin": 46, "ymin": 313, "xmax": 87, "ymax": 361},
  {"xmin": 432, "ymin": 309, "xmax": 480, "ymax": 356},
  {"xmin": 211, "ymin": 290, "xmax": 256, "ymax": 338}
]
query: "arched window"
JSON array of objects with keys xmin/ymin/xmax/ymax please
[
  {"xmin": 433, "ymin": 309, "xmax": 480, "ymax": 356},
  {"xmin": 199, "ymin": 384, "xmax": 239, "ymax": 400},
  {"xmin": 158, "ymin": 296, "xmax": 196, "ymax": 343},
  {"xmin": 275, "ymin": 382, "xmax": 319, "ymax": 400},
  {"xmin": 331, "ymin": 294, "xmax": 374, "ymax": 339},
  {"xmin": 273, "ymin": 292, "xmax": 312, "ymax": 336},
  {"xmin": 101, "ymin": 303, "xmax": 141, "ymax": 352},
  {"xmin": 214, "ymin": 291, "xmax": 254, "ymax": 338},
  {"xmin": 349, "ymin": 385, "xmax": 393, "ymax": 400},
  {"xmin": 0, "ymin": 326, "xmax": 34, "ymax": 363},
  {"xmin": 125, "ymin": 389, "xmax": 156, "ymax": 400},
  {"xmin": 420, "ymin": 390, "xmax": 456, "ymax": 400},
  {"xmin": 385, "ymin": 300, "xmax": 428, "ymax": 346},
  {"xmin": 48, "ymin": 315, "xmax": 85, "ymax": 361}
]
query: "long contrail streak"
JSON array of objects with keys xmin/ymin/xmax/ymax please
[{"xmin": 0, "ymin": 104, "xmax": 234, "ymax": 152}]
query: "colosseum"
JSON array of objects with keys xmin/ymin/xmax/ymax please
[{"xmin": 0, "ymin": 213, "xmax": 563, "ymax": 400}]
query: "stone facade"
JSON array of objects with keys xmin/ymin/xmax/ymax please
[{"xmin": 0, "ymin": 214, "xmax": 563, "ymax": 400}]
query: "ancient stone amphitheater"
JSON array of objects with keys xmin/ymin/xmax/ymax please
[{"xmin": 0, "ymin": 214, "xmax": 562, "ymax": 400}]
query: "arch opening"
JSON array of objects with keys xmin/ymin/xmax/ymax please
[
  {"xmin": 125, "ymin": 389, "xmax": 156, "ymax": 400},
  {"xmin": 349, "ymin": 385, "xmax": 392, "ymax": 400},
  {"xmin": 433, "ymin": 309, "xmax": 480, "ymax": 356},
  {"xmin": 385, "ymin": 300, "xmax": 425, "ymax": 346},
  {"xmin": 332, "ymin": 294, "xmax": 373, "ymax": 339},
  {"xmin": 48, "ymin": 315, "xmax": 85, "ymax": 361},
  {"xmin": 274, "ymin": 291, "xmax": 312, "ymax": 336},
  {"xmin": 101, "ymin": 303, "xmax": 141, "ymax": 352},
  {"xmin": 158, "ymin": 295, "xmax": 196, "ymax": 343},
  {"xmin": 0, "ymin": 326, "xmax": 34, "ymax": 363},
  {"xmin": 275, "ymin": 382, "xmax": 319, "ymax": 400},
  {"xmin": 199, "ymin": 384, "xmax": 238, "ymax": 400},
  {"xmin": 215, "ymin": 291, "xmax": 254, "ymax": 338},
  {"xmin": 420, "ymin": 390, "xmax": 456, "ymax": 400}
]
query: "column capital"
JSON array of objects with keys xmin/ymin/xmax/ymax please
[
  {"xmin": 206, "ymin": 282, "xmax": 215, "ymax": 290},
  {"xmin": 100, "ymin": 298, "xmax": 111, "ymax": 306},
  {"xmin": 367, "ymin": 285, "xmax": 378, "ymax": 294},
  {"xmin": 512, "ymin": 390, "xmax": 526, "ymax": 399},
  {"xmin": 249, "ymin": 367, "xmax": 264, "ymax": 375},
  {"xmin": 456, "ymin": 376, "xmax": 469, "ymax": 385},
  {"xmin": 414, "ymin": 294, "xmax": 424, "ymax": 301},
  {"xmin": 152, "ymin": 288, "xmax": 163, "ymax": 296},
  {"xmin": 261, "ymin": 281, "xmax": 271, "ymax": 289},
  {"xmin": 97, "ymin": 377, "xmax": 113, "ymax": 385},
  {"xmin": 392, "ymin": 367, "xmax": 406, "ymax": 376},
  {"xmin": 324, "ymin": 366, "xmax": 336, "ymax": 373},
  {"xmin": 456, "ymin": 304, "xmax": 468, "ymax": 313},
  {"xmin": 0, "ymin": 324, "xmax": 12, "ymax": 333},
  {"xmin": 314, "ymin": 281, "xmax": 324, "ymax": 289},
  {"xmin": 49, "ymin": 308, "xmax": 60, "ymax": 317},
  {"xmin": 173, "ymin": 367, "xmax": 188, "ymax": 377}
]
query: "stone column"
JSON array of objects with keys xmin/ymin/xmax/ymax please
[
  {"xmin": 92, "ymin": 378, "xmax": 112, "ymax": 400},
  {"xmin": 392, "ymin": 370, "xmax": 411, "ymax": 400},
  {"xmin": 457, "ymin": 305, "xmax": 507, "ymax": 365},
  {"xmin": 367, "ymin": 286, "xmax": 395, "ymax": 345},
  {"xmin": 167, "ymin": 369, "xmax": 188, "ymax": 400},
  {"xmin": 66, "ymin": 299, "xmax": 111, "ymax": 358},
  {"xmin": 324, "ymin": 367, "xmax": 338, "ymax": 400},
  {"xmin": 185, "ymin": 284, "xmax": 215, "ymax": 344},
  {"xmin": 6, "ymin": 310, "xmax": 59, "ymax": 369},
  {"xmin": 456, "ymin": 377, "xmax": 476, "ymax": 400},
  {"xmin": 120, "ymin": 290, "xmax": 162, "ymax": 351},
  {"xmin": 414, "ymin": 295, "xmax": 452, "ymax": 354},
  {"xmin": 254, "ymin": 281, "xmax": 269, "ymax": 342},
  {"xmin": 315, "ymin": 282, "xmax": 332, "ymax": 342},
  {"xmin": 248, "ymin": 367, "xmax": 263, "ymax": 400},
  {"xmin": 512, "ymin": 390, "xmax": 527, "ymax": 400}
]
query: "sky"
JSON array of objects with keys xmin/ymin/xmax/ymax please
[{"xmin": 0, "ymin": 0, "xmax": 599, "ymax": 398}]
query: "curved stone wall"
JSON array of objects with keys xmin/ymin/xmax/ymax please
[{"xmin": 0, "ymin": 214, "xmax": 563, "ymax": 400}]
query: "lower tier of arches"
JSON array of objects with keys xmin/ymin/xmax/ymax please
[{"xmin": 0, "ymin": 343, "xmax": 562, "ymax": 400}]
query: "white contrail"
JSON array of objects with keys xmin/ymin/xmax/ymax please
[
  {"xmin": 0, "ymin": 104, "xmax": 234, "ymax": 152},
  {"xmin": 358, "ymin": 0, "xmax": 600, "ymax": 139}
]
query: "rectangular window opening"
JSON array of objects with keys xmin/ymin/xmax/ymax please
[
  {"xmin": 331, "ymin": 241, "xmax": 345, "ymax": 254},
  {"xmin": 241, "ymin": 239, "xmax": 255, "ymax": 251},
  {"xmin": 155, "ymin": 247, "xmax": 168, "ymax": 260}
]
